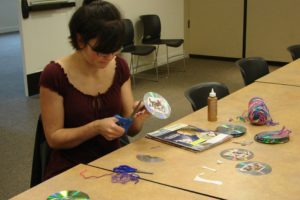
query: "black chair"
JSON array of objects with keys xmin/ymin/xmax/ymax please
[
  {"xmin": 121, "ymin": 18, "xmax": 157, "ymax": 84},
  {"xmin": 184, "ymin": 82, "xmax": 230, "ymax": 111},
  {"xmin": 287, "ymin": 44, "xmax": 300, "ymax": 61},
  {"xmin": 235, "ymin": 57, "xmax": 269, "ymax": 86},
  {"xmin": 30, "ymin": 115, "xmax": 51, "ymax": 187},
  {"xmin": 140, "ymin": 14, "xmax": 185, "ymax": 77}
]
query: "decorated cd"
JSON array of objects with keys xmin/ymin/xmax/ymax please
[
  {"xmin": 236, "ymin": 161, "xmax": 272, "ymax": 175},
  {"xmin": 216, "ymin": 124, "xmax": 247, "ymax": 137},
  {"xmin": 220, "ymin": 148, "xmax": 254, "ymax": 161},
  {"xmin": 136, "ymin": 154, "xmax": 164, "ymax": 162},
  {"xmin": 47, "ymin": 190, "xmax": 90, "ymax": 200},
  {"xmin": 254, "ymin": 127, "xmax": 291, "ymax": 144},
  {"xmin": 143, "ymin": 92, "xmax": 171, "ymax": 119}
]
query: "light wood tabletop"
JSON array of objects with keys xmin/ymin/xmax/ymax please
[
  {"xmin": 10, "ymin": 82, "xmax": 300, "ymax": 200},
  {"xmin": 256, "ymin": 58, "xmax": 300, "ymax": 87},
  {"xmin": 90, "ymin": 82, "xmax": 300, "ymax": 200},
  {"xmin": 10, "ymin": 164, "xmax": 214, "ymax": 200}
]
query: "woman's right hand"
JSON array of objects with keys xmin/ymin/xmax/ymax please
[{"xmin": 93, "ymin": 117, "xmax": 125, "ymax": 141}]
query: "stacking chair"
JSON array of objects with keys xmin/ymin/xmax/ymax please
[
  {"xmin": 184, "ymin": 82, "xmax": 230, "ymax": 111},
  {"xmin": 140, "ymin": 14, "xmax": 185, "ymax": 77},
  {"xmin": 287, "ymin": 44, "xmax": 300, "ymax": 61},
  {"xmin": 235, "ymin": 57, "xmax": 269, "ymax": 86},
  {"xmin": 121, "ymin": 19, "xmax": 157, "ymax": 84},
  {"xmin": 30, "ymin": 115, "xmax": 51, "ymax": 187}
]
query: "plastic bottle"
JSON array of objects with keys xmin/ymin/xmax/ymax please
[{"xmin": 208, "ymin": 88, "xmax": 217, "ymax": 121}]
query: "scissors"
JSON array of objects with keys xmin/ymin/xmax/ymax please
[
  {"xmin": 113, "ymin": 165, "xmax": 153, "ymax": 174},
  {"xmin": 115, "ymin": 100, "xmax": 142, "ymax": 133}
]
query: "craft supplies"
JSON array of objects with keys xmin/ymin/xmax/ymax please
[
  {"xmin": 220, "ymin": 148, "xmax": 254, "ymax": 161},
  {"xmin": 47, "ymin": 190, "xmax": 90, "ymax": 200},
  {"xmin": 208, "ymin": 88, "xmax": 217, "ymax": 121},
  {"xmin": 254, "ymin": 126, "xmax": 291, "ymax": 144},
  {"xmin": 216, "ymin": 124, "xmax": 246, "ymax": 137},
  {"xmin": 236, "ymin": 161, "xmax": 272, "ymax": 176},
  {"xmin": 247, "ymin": 97, "xmax": 277, "ymax": 126},
  {"xmin": 136, "ymin": 154, "xmax": 164, "ymax": 162},
  {"xmin": 144, "ymin": 92, "xmax": 171, "ymax": 119},
  {"xmin": 113, "ymin": 165, "xmax": 153, "ymax": 174},
  {"xmin": 194, "ymin": 175, "xmax": 223, "ymax": 185}
]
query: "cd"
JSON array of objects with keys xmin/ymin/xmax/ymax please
[
  {"xmin": 143, "ymin": 92, "xmax": 171, "ymax": 119},
  {"xmin": 236, "ymin": 161, "xmax": 272, "ymax": 175},
  {"xmin": 216, "ymin": 124, "xmax": 246, "ymax": 137},
  {"xmin": 254, "ymin": 130, "xmax": 289, "ymax": 144},
  {"xmin": 136, "ymin": 154, "xmax": 164, "ymax": 162},
  {"xmin": 220, "ymin": 148, "xmax": 254, "ymax": 161},
  {"xmin": 47, "ymin": 190, "xmax": 90, "ymax": 200}
]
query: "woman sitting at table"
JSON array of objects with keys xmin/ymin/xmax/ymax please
[{"xmin": 39, "ymin": 0, "xmax": 150, "ymax": 180}]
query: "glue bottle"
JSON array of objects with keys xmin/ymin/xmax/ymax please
[{"xmin": 208, "ymin": 88, "xmax": 217, "ymax": 121}]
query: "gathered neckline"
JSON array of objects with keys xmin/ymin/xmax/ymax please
[{"xmin": 50, "ymin": 58, "xmax": 120, "ymax": 98}]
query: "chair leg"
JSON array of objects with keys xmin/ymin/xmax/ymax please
[
  {"xmin": 130, "ymin": 54, "xmax": 135, "ymax": 86},
  {"xmin": 166, "ymin": 46, "xmax": 170, "ymax": 77},
  {"xmin": 154, "ymin": 47, "xmax": 159, "ymax": 82}
]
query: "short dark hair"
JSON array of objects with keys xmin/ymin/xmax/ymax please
[{"xmin": 69, "ymin": 0, "xmax": 124, "ymax": 54}]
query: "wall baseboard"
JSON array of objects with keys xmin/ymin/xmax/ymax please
[{"xmin": 0, "ymin": 26, "xmax": 19, "ymax": 34}]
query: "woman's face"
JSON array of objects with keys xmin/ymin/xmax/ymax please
[{"xmin": 81, "ymin": 38, "xmax": 120, "ymax": 68}]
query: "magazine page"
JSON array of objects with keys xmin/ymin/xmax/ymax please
[{"xmin": 146, "ymin": 123, "xmax": 232, "ymax": 152}]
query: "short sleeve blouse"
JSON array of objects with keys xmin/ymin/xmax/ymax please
[{"xmin": 40, "ymin": 56, "xmax": 130, "ymax": 179}]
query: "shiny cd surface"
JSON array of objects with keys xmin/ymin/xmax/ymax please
[
  {"xmin": 216, "ymin": 124, "xmax": 246, "ymax": 137},
  {"xmin": 236, "ymin": 161, "xmax": 272, "ymax": 175},
  {"xmin": 136, "ymin": 154, "xmax": 164, "ymax": 162},
  {"xmin": 254, "ymin": 131, "xmax": 289, "ymax": 144},
  {"xmin": 47, "ymin": 190, "xmax": 90, "ymax": 200},
  {"xmin": 220, "ymin": 148, "xmax": 254, "ymax": 161},
  {"xmin": 143, "ymin": 92, "xmax": 171, "ymax": 119}
]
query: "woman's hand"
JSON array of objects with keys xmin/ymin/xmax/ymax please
[
  {"xmin": 93, "ymin": 117, "xmax": 125, "ymax": 141},
  {"xmin": 133, "ymin": 101, "xmax": 151, "ymax": 122}
]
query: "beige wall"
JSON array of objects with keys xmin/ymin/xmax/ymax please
[
  {"xmin": 19, "ymin": 0, "xmax": 184, "ymax": 95},
  {"xmin": 186, "ymin": 0, "xmax": 244, "ymax": 58},
  {"xmin": 246, "ymin": 0, "xmax": 300, "ymax": 62},
  {"xmin": 186, "ymin": 0, "xmax": 300, "ymax": 62}
]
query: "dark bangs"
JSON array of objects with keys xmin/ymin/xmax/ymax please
[
  {"xmin": 92, "ymin": 20, "xmax": 124, "ymax": 54},
  {"xmin": 69, "ymin": 0, "xmax": 124, "ymax": 52}
]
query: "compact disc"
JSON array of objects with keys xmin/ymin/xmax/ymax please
[
  {"xmin": 220, "ymin": 148, "xmax": 254, "ymax": 161},
  {"xmin": 236, "ymin": 161, "xmax": 272, "ymax": 175},
  {"xmin": 254, "ymin": 130, "xmax": 289, "ymax": 144},
  {"xmin": 136, "ymin": 154, "xmax": 164, "ymax": 162},
  {"xmin": 143, "ymin": 92, "xmax": 171, "ymax": 119},
  {"xmin": 47, "ymin": 190, "xmax": 90, "ymax": 200},
  {"xmin": 216, "ymin": 124, "xmax": 246, "ymax": 137}
]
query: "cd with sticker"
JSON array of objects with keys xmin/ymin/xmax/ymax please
[
  {"xmin": 143, "ymin": 92, "xmax": 171, "ymax": 119},
  {"xmin": 220, "ymin": 148, "xmax": 254, "ymax": 161},
  {"xmin": 236, "ymin": 161, "xmax": 272, "ymax": 175},
  {"xmin": 47, "ymin": 190, "xmax": 90, "ymax": 200},
  {"xmin": 216, "ymin": 124, "xmax": 246, "ymax": 137}
]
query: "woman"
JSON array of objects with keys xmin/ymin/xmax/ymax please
[{"xmin": 39, "ymin": 0, "xmax": 150, "ymax": 180}]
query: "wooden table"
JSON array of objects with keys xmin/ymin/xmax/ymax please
[
  {"xmin": 256, "ymin": 58, "xmax": 300, "ymax": 87},
  {"xmin": 90, "ymin": 82, "xmax": 300, "ymax": 200},
  {"xmin": 10, "ymin": 82, "xmax": 300, "ymax": 200},
  {"xmin": 10, "ymin": 164, "xmax": 212, "ymax": 200}
]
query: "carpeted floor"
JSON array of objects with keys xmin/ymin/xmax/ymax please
[{"xmin": 0, "ymin": 32, "xmax": 279, "ymax": 199}]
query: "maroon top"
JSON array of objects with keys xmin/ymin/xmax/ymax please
[{"xmin": 39, "ymin": 56, "xmax": 130, "ymax": 180}]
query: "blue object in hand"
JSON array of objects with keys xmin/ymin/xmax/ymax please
[{"xmin": 115, "ymin": 114, "xmax": 133, "ymax": 134}]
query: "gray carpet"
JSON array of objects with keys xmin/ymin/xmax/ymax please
[{"xmin": 0, "ymin": 32, "xmax": 278, "ymax": 199}]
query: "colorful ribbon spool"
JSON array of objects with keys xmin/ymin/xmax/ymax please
[{"xmin": 247, "ymin": 97, "xmax": 277, "ymax": 126}]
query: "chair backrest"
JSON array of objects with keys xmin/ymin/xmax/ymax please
[
  {"xmin": 236, "ymin": 57, "xmax": 269, "ymax": 86},
  {"xmin": 140, "ymin": 14, "xmax": 161, "ymax": 43},
  {"xmin": 121, "ymin": 19, "xmax": 134, "ymax": 48},
  {"xmin": 184, "ymin": 82, "xmax": 230, "ymax": 111},
  {"xmin": 30, "ymin": 115, "xmax": 51, "ymax": 187},
  {"xmin": 287, "ymin": 44, "xmax": 300, "ymax": 61}
]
